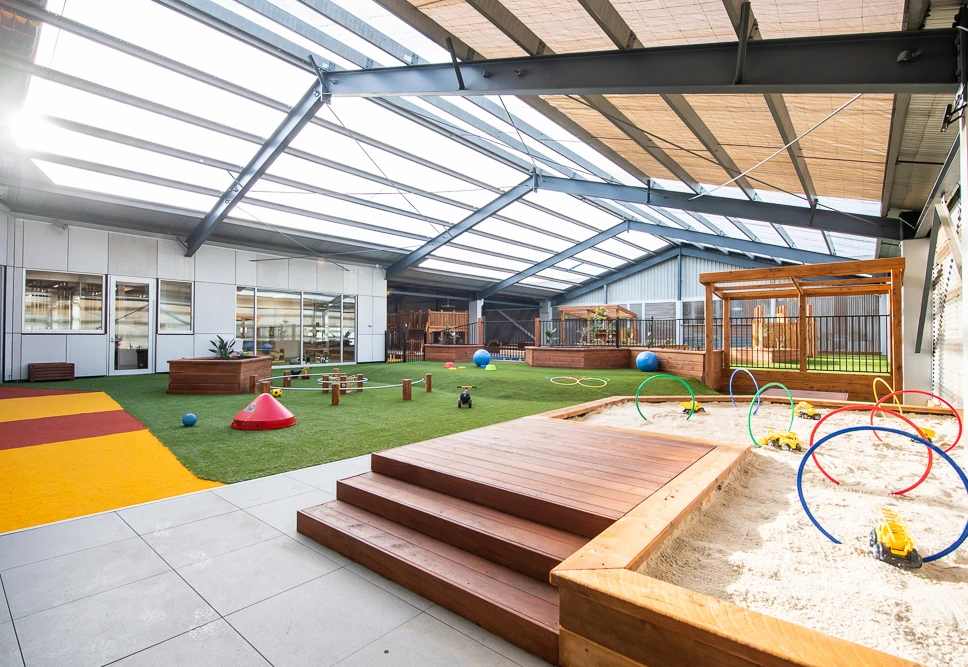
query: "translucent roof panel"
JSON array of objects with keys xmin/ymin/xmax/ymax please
[
  {"xmin": 473, "ymin": 219, "xmax": 575, "ymax": 254},
  {"xmin": 239, "ymin": 203, "xmax": 415, "ymax": 247},
  {"xmin": 431, "ymin": 247, "xmax": 531, "ymax": 273},
  {"xmin": 520, "ymin": 276, "xmax": 574, "ymax": 290},
  {"xmin": 322, "ymin": 0, "xmax": 450, "ymax": 62},
  {"xmin": 418, "ymin": 259, "xmax": 513, "ymax": 281},
  {"xmin": 781, "ymin": 227, "xmax": 830, "ymax": 254},
  {"xmin": 522, "ymin": 190, "xmax": 621, "ymax": 231},
  {"xmin": 829, "ymin": 233, "xmax": 878, "ymax": 259},
  {"xmin": 500, "ymin": 202, "xmax": 599, "ymax": 242},
  {"xmin": 534, "ymin": 268, "xmax": 583, "ymax": 284},
  {"xmin": 574, "ymin": 249, "xmax": 626, "ymax": 268}
]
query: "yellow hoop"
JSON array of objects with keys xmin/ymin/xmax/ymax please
[
  {"xmin": 576, "ymin": 377, "xmax": 609, "ymax": 388},
  {"xmin": 872, "ymin": 378, "xmax": 903, "ymax": 415},
  {"xmin": 550, "ymin": 376, "xmax": 579, "ymax": 386}
]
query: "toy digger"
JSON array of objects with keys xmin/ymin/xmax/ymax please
[
  {"xmin": 795, "ymin": 401, "xmax": 821, "ymax": 420},
  {"xmin": 679, "ymin": 400, "xmax": 705, "ymax": 414},
  {"xmin": 758, "ymin": 429, "xmax": 806, "ymax": 452},
  {"xmin": 870, "ymin": 508, "xmax": 922, "ymax": 568}
]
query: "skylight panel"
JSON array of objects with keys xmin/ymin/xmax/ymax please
[
  {"xmin": 519, "ymin": 276, "xmax": 573, "ymax": 290},
  {"xmin": 31, "ymin": 160, "xmax": 219, "ymax": 212},
  {"xmin": 535, "ymin": 268, "xmax": 582, "ymax": 284},
  {"xmin": 573, "ymin": 263, "xmax": 608, "ymax": 276},
  {"xmin": 829, "ymin": 233, "xmax": 877, "ymax": 259},
  {"xmin": 418, "ymin": 259, "xmax": 512, "ymax": 281},
  {"xmin": 574, "ymin": 249, "xmax": 625, "ymax": 267},
  {"xmin": 473, "ymin": 219, "xmax": 574, "ymax": 253},
  {"xmin": 618, "ymin": 230, "xmax": 670, "ymax": 252},
  {"xmin": 500, "ymin": 202, "xmax": 596, "ymax": 241},
  {"xmin": 595, "ymin": 238, "xmax": 648, "ymax": 260},
  {"xmin": 239, "ymin": 203, "xmax": 418, "ymax": 248},
  {"xmin": 322, "ymin": 0, "xmax": 449, "ymax": 62},
  {"xmin": 781, "ymin": 227, "xmax": 830, "ymax": 254},
  {"xmin": 523, "ymin": 190, "xmax": 621, "ymax": 230},
  {"xmin": 733, "ymin": 220, "xmax": 786, "ymax": 246},
  {"xmin": 431, "ymin": 247, "xmax": 531, "ymax": 273},
  {"xmin": 460, "ymin": 233, "xmax": 552, "ymax": 262}
]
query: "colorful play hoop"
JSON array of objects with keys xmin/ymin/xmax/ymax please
[
  {"xmin": 808, "ymin": 405, "xmax": 932, "ymax": 495},
  {"xmin": 871, "ymin": 390, "xmax": 961, "ymax": 452},
  {"xmin": 635, "ymin": 374, "xmax": 696, "ymax": 421},
  {"xmin": 796, "ymin": 425, "xmax": 968, "ymax": 563},
  {"xmin": 548, "ymin": 376, "xmax": 609, "ymax": 387},
  {"xmin": 747, "ymin": 382, "xmax": 794, "ymax": 448},
  {"xmin": 729, "ymin": 367, "xmax": 760, "ymax": 415},
  {"xmin": 872, "ymin": 377, "xmax": 903, "ymax": 415}
]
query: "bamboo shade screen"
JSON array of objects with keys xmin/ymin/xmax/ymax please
[
  {"xmin": 409, "ymin": 0, "xmax": 524, "ymax": 58},
  {"xmin": 751, "ymin": 0, "xmax": 903, "ymax": 38},
  {"xmin": 609, "ymin": 0, "xmax": 736, "ymax": 46},
  {"xmin": 682, "ymin": 95, "xmax": 806, "ymax": 196},
  {"xmin": 603, "ymin": 95, "xmax": 731, "ymax": 185},
  {"xmin": 783, "ymin": 94, "xmax": 894, "ymax": 201},
  {"xmin": 540, "ymin": 95, "xmax": 677, "ymax": 179},
  {"xmin": 890, "ymin": 93, "xmax": 952, "ymax": 211},
  {"xmin": 499, "ymin": 0, "xmax": 613, "ymax": 53}
]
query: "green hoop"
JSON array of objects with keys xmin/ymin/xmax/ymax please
[
  {"xmin": 635, "ymin": 374, "xmax": 697, "ymax": 421},
  {"xmin": 747, "ymin": 382, "xmax": 795, "ymax": 448}
]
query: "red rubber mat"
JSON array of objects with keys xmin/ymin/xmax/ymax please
[
  {"xmin": 0, "ymin": 387, "xmax": 90, "ymax": 399},
  {"xmin": 0, "ymin": 410, "xmax": 146, "ymax": 451}
]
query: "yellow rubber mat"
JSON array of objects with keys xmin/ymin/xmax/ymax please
[
  {"xmin": 0, "ymin": 392, "xmax": 123, "ymax": 423},
  {"xmin": 0, "ymin": 429, "xmax": 221, "ymax": 533}
]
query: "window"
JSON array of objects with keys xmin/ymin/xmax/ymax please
[
  {"xmin": 236, "ymin": 287, "xmax": 255, "ymax": 354},
  {"xmin": 158, "ymin": 280, "xmax": 192, "ymax": 332},
  {"xmin": 24, "ymin": 271, "xmax": 103, "ymax": 331},
  {"xmin": 256, "ymin": 290, "xmax": 302, "ymax": 366},
  {"xmin": 303, "ymin": 294, "xmax": 341, "ymax": 364},
  {"xmin": 341, "ymin": 297, "xmax": 356, "ymax": 363}
]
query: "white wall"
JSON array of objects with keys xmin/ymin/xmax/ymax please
[
  {"xmin": 901, "ymin": 238, "xmax": 932, "ymax": 405},
  {"xmin": 3, "ymin": 217, "xmax": 389, "ymax": 380}
]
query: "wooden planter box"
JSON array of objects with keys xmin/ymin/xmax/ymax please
[
  {"xmin": 167, "ymin": 356, "xmax": 272, "ymax": 395},
  {"xmin": 525, "ymin": 346, "xmax": 630, "ymax": 370},
  {"xmin": 423, "ymin": 344, "xmax": 480, "ymax": 363}
]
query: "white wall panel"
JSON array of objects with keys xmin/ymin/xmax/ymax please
[
  {"xmin": 289, "ymin": 259, "xmax": 317, "ymax": 291},
  {"xmin": 372, "ymin": 296, "xmax": 388, "ymax": 335},
  {"xmin": 13, "ymin": 219, "xmax": 23, "ymax": 267},
  {"xmin": 158, "ymin": 239, "xmax": 194, "ymax": 281},
  {"xmin": 68, "ymin": 227, "xmax": 109, "ymax": 274},
  {"xmin": 109, "ymin": 234, "xmax": 158, "ymax": 278},
  {"xmin": 23, "ymin": 221, "xmax": 68, "ymax": 271},
  {"xmin": 372, "ymin": 267, "xmax": 387, "ymax": 298},
  {"xmin": 20, "ymin": 334, "xmax": 67, "ymax": 376},
  {"xmin": 317, "ymin": 261, "xmax": 344, "ymax": 294},
  {"xmin": 356, "ymin": 266, "xmax": 374, "ymax": 297},
  {"xmin": 355, "ymin": 333, "xmax": 374, "ymax": 363},
  {"xmin": 343, "ymin": 265, "xmax": 359, "ymax": 295},
  {"xmin": 235, "ymin": 250, "xmax": 258, "ymax": 286},
  {"xmin": 156, "ymin": 334, "xmax": 194, "ymax": 372},
  {"xmin": 194, "ymin": 282, "xmax": 237, "ymax": 335},
  {"xmin": 356, "ymin": 296, "xmax": 373, "ymax": 339},
  {"xmin": 195, "ymin": 245, "xmax": 236, "ymax": 284},
  {"xmin": 257, "ymin": 254, "xmax": 288, "ymax": 289},
  {"xmin": 67, "ymin": 334, "xmax": 108, "ymax": 377},
  {"xmin": 0, "ymin": 209, "xmax": 8, "ymax": 265}
]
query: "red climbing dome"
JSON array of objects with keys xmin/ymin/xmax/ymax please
[{"xmin": 231, "ymin": 393, "xmax": 296, "ymax": 430}]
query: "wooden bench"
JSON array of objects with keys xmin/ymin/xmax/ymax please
[{"xmin": 27, "ymin": 362, "xmax": 75, "ymax": 382}]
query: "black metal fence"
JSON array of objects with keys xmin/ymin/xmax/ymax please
[
  {"xmin": 538, "ymin": 318, "xmax": 721, "ymax": 350},
  {"xmin": 483, "ymin": 319, "xmax": 534, "ymax": 360}
]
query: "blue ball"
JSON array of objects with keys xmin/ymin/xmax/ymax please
[
  {"xmin": 635, "ymin": 351, "xmax": 659, "ymax": 372},
  {"xmin": 182, "ymin": 413, "xmax": 198, "ymax": 427},
  {"xmin": 472, "ymin": 349, "xmax": 491, "ymax": 368}
]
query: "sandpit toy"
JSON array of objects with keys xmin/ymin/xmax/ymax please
[
  {"xmin": 447, "ymin": 366, "xmax": 457, "ymax": 371},
  {"xmin": 444, "ymin": 362, "xmax": 455, "ymax": 369},
  {"xmin": 679, "ymin": 400, "xmax": 705, "ymax": 414},
  {"xmin": 871, "ymin": 508, "xmax": 922, "ymax": 569},
  {"xmin": 271, "ymin": 388, "xmax": 283, "ymax": 398},
  {"xmin": 301, "ymin": 367, "xmax": 310, "ymax": 380},
  {"xmin": 796, "ymin": 401, "xmax": 821, "ymax": 420},
  {"xmin": 458, "ymin": 389, "xmax": 472, "ymax": 408},
  {"xmin": 182, "ymin": 413, "xmax": 197, "ymax": 427},
  {"xmin": 458, "ymin": 366, "xmax": 466, "ymax": 370},
  {"xmin": 797, "ymin": 425, "xmax": 968, "ymax": 563},
  {"xmin": 232, "ymin": 393, "xmax": 296, "ymax": 430},
  {"xmin": 635, "ymin": 374, "xmax": 696, "ymax": 421},
  {"xmin": 747, "ymin": 382, "xmax": 794, "ymax": 448},
  {"xmin": 758, "ymin": 429, "xmax": 805, "ymax": 452},
  {"xmin": 729, "ymin": 367, "xmax": 760, "ymax": 414}
]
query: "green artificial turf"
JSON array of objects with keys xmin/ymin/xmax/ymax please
[{"xmin": 19, "ymin": 362, "xmax": 716, "ymax": 483}]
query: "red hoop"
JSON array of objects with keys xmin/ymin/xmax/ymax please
[
  {"xmin": 809, "ymin": 405, "xmax": 932, "ymax": 495},
  {"xmin": 870, "ymin": 390, "xmax": 961, "ymax": 452}
]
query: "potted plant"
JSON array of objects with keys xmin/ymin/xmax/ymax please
[{"xmin": 544, "ymin": 329, "xmax": 557, "ymax": 346}]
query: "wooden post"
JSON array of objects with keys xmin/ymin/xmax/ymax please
[
  {"xmin": 356, "ymin": 373, "xmax": 364, "ymax": 393},
  {"xmin": 535, "ymin": 317, "xmax": 541, "ymax": 347},
  {"xmin": 425, "ymin": 373, "xmax": 432, "ymax": 392},
  {"xmin": 402, "ymin": 379, "xmax": 412, "ymax": 401},
  {"xmin": 332, "ymin": 378, "xmax": 340, "ymax": 406},
  {"xmin": 704, "ymin": 283, "xmax": 714, "ymax": 386},
  {"xmin": 248, "ymin": 374, "xmax": 258, "ymax": 394},
  {"xmin": 283, "ymin": 370, "xmax": 292, "ymax": 388},
  {"xmin": 321, "ymin": 375, "xmax": 329, "ymax": 394},
  {"xmin": 477, "ymin": 318, "xmax": 483, "ymax": 347},
  {"xmin": 340, "ymin": 372, "xmax": 347, "ymax": 395},
  {"xmin": 257, "ymin": 380, "xmax": 270, "ymax": 394},
  {"xmin": 798, "ymin": 289, "xmax": 808, "ymax": 374},
  {"xmin": 722, "ymin": 299, "xmax": 731, "ymax": 371},
  {"xmin": 890, "ymin": 268, "xmax": 904, "ymax": 391}
]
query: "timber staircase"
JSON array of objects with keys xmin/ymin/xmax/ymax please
[{"xmin": 297, "ymin": 419, "xmax": 714, "ymax": 665}]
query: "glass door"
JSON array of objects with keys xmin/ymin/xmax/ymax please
[{"xmin": 108, "ymin": 276, "xmax": 154, "ymax": 375}]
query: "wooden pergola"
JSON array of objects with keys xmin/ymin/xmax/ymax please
[
  {"xmin": 699, "ymin": 258, "xmax": 905, "ymax": 393},
  {"xmin": 558, "ymin": 305, "xmax": 638, "ymax": 346}
]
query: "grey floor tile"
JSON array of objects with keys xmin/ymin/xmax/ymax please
[
  {"xmin": 212, "ymin": 475, "xmax": 317, "ymax": 509},
  {"xmin": 345, "ymin": 563, "xmax": 433, "ymax": 611},
  {"xmin": 226, "ymin": 568, "xmax": 420, "ymax": 667},
  {"xmin": 0, "ymin": 577, "xmax": 10, "ymax": 624},
  {"xmin": 0, "ymin": 513, "xmax": 135, "ymax": 571},
  {"xmin": 285, "ymin": 531, "xmax": 351, "ymax": 568},
  {"xmin": 342, "ymin": 455, "xmax": 371, "ymax": 470},
  {"xmin": 177, "ymin": 535, "xmax": 339, "ymax": 615},
  {"xmin": 118, "ymin": 492, "xmax": 236, "ymax": 536},
  {"xmin": 244, "ymin": 490, "xmax": 334, "ymax": 533},
  {"xmin": 333, "ymin": 613, "xmax": 521, "ymax": 667},
  {"xmin": 142, "ymin": 511, "xmax": 282, "ymax": 569},
  {"xmin": 15, "ymin": 571, "xmax": 215, "ymax": 667},
  {"xmin": 0, "ymin": 622, "xmax": 23, "ymax": 667},
  {"xmin": 284, "ymin": 461, "xmax": 369, "ymax": 495},
  {"xmin": 3, "ymin": 537, "xmax": 169, "ymax": 619},
  {"xmin": 424, "ymin": 605, "xmax": 552, "ymax": 667},
  {"xmin": 110, "ymin": 620, "xmax": 269, "ymax": 667}
]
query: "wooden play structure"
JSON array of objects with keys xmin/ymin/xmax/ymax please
[
  {"xmin": 558, "ymin": 305, "xmax": 637, "ymax": 345},
  {"xmin": 388, "ymin": 309, "xmax": 468, "ymax": 333},
  {"xmin": 701, "ymin": 258, "xmax": 904, "ymax": 399}
]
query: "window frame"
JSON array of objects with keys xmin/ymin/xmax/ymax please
[
  {"xmin": 157, "ymin": 279, "xmax": 194, "ymax": 335},
  {"xmin": 22, "ymin": 269, "xmax": 105, "ymax": 334}
]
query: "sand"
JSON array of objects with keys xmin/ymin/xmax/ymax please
[{"xmin": 576, "ymin": 401, "xmax": 968, "ymax": 667}]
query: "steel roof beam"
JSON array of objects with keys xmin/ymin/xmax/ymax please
[
  {"xmin": 314, "ymin": 30, "xmax": 958, "ymax": 96},
  {"xmin": 914, "ymin": 135, "xmax": 959, "ymax": 237},
  {"xmin": 385, "ymin": 178, "xmax": 535, "ymax": 276}
]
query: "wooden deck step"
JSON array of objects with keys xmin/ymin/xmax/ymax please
[
  {"xmin": 337, "ymin": 473, "xmax": 587, "ymax": 581},
  {"xmin": 298, "ymin": 501, "xmax": 560, "ymax": 665}
]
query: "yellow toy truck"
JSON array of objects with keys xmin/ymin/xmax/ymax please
[
  {"xmin": 679, "ymin": 400, "xmax": 705, "ymax": 414},
  {"xmin": 795, "ymin": 401, "xmax": 821, "ymax": 420},
  {"xmin": 870, "ymin": 508, "xmax": 922, "ymax": 568},
  {"xmin": 758, "ymin": 429, "xmax": 805, "ymax": 452}
]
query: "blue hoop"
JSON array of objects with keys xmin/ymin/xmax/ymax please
[
  {"xmin": 797, "ymin": 425, "xmax": 968, "ymax": 562},
  {"xmin": 729, "ymin": 367, "xmax": 760, "ymax": 414}
]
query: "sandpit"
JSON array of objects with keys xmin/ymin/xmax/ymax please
[{"xmin": 575, "ymin": 401, "xmax": 968, "ymax": 667}]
